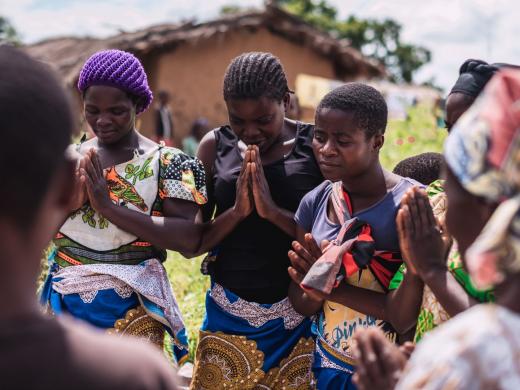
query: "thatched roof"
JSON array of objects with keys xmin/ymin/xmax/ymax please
[{"xmin": 25, "ymin": 4, "xmax": 386, "ymax": 86}]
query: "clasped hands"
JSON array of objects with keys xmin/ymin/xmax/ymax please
[
  {"xmin": 68, "ymin": 148, "xmax": 112, "ymax": 214},
  {"xmin": 233, "ymin": 145, "xmax": 278, "ymax": 220}
]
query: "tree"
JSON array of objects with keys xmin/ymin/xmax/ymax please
[
  {"xmin": 220, "ymin": 5, "xmax": 257, "ymax": 16},
  {"xmin": 0, "ymin": 16, "xmax": 20, "ymax": 45},
  {"xmin": 274, "ymin": 0, "xmax": 431, "ymax": 83}
]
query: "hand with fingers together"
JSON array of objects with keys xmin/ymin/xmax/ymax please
[
  {"xmin": 352, "ymin": 327, "xmax": 408, "ymax": 390},
  {"xmin": 288, "ymin": 233, "xmax": 331, "ymax": 302},
  {"xmin": 249, "ymin": 145, "xmax": 279, "ymax": 220},
  {"xmin": 66, "ymin": 146, "xmax": 88, "ymax": 211},
  {"xmin": 232, "ymin": 147, "xmax": 254, "ymax": 219},
  {"xmin": 397, "ymin": 186, "xmax": 449, "ymax": 279},
  {"xmin": 80, "ymin": 148, "xmax": 113, "ymax": 214}
]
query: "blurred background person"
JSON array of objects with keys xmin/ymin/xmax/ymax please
[
  {"xmin": 155, "ymin": 90, "xmax": 175, "ymax": 146},
  {"xmin": 183, "ymin": 117, "xmax": 209, "ymax": 157}
]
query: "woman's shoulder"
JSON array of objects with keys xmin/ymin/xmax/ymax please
[
  {"xmin": 159, "ymin": 145, "xmax": 201, "ymax": 165},
  {"xmin": 300, "ymin": 180, "xmax": 332, "ymax": 208},
  {"xmin": 390, "ymin": 174, "xmax": 423, "ymax": 200}
]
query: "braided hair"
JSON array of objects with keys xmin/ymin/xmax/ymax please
[
  {"xmin": 317, "ymin": 83, "xmax": 388, "ymax": 138},
  {"xmin": 223, "ymin": 52, "xmax": 290, "ymax": 102}
]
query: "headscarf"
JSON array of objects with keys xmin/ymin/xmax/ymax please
[
  {"xmin": 445, "ymin": 69, "xmax": 520, "ymax": 289},
  {"xmin": 78, "ymin": 50, "xmax": 153, "ymax": 114}
]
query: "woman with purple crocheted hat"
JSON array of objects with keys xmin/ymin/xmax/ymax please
[{"xmin": 40, "ymin": 49, "xmax": 207, "ymax": 366}]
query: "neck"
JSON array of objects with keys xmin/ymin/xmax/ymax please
[
  {"xmin": 99, "ymin": 128, "xmax": 140, "ymax": 151},
  {"xmin": 341, "ymin": 161, "xmax": 388, "ymax": 198}
]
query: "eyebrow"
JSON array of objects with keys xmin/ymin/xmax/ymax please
[
  {"xmin": 315, "ymin": 128, "xmax": 354, "ymax": 138},
  {"xmin": 230, "ymin": 114, "xmax": 273, "ymax": 121},
  {"xmin": 85, "ymin": 103, "xmax": 128, "ymax": 109}
]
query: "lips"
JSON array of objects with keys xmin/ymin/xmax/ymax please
[
  {"xmin": 96, "ymin": 129, "xmax": 117, "ymax": 137},
  {"xmin": 319, "ymin": 160, "xmax": 341, "ymax": 168},
  {"xmin": 244, "ymin": 139, "xmax": 265, "ymax": 146}
]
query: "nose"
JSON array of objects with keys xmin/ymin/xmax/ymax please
[
  {"xmin": 96, "ymin": 113, "xmax": 111, "ymax": 129},
  {"xmin": 321, "ymin": 139, "xmax": 337, "ymax": 157},
  {"xmin": 241, "ymin": 124, "xmax": 261, "ymax": 138}
]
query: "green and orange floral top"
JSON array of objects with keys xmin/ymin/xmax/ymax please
[{"xmin": 53, "ymin": 145, "xmax": 206, "ymax": 267}]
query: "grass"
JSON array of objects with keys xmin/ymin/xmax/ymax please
[
  {"xmin": 165, "ymin": 104, "xmax": 447, "ymax": 359},
  {"xmin": 164, "ymin": 253, "xmax": 209, "ymax": 360}
]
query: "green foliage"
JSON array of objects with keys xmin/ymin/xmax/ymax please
[
  {"xmin": 274, "ymin": 0, "xmax": 431, "ymax": 82},
  {"xmin": 382, "ymin": 103, "xmax": 446, "ymax": 170},
  {"xmin": 220, "ymin": 4, "xmax": 257, "ymax": 15},
  {"xmin": 0, "ymin": 16, "xmax": 20, "ymax": 45}
]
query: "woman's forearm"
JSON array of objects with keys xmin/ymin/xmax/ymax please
[
  {"xmin": 265, "ymin": 206, "xmax": 297, "ymax": 238},
  {"xmin": 329, "ymin": 283, "xmax": 389, "ymax": 321},
  {"xmin": 422, "ymin": 268, "xmax": 478, "ymax": 317},
  {"xmin": 288, "ymin": 282, "xmax": 323, "ymax": 317},
  {"xmin": 386, "ymin": 272, "xmax": 424, "ymax": 334},
  {"xmin": 100, "ymin": 203, "xmax": 202, "ymax": 253},
  {"xmin": 189, "ymin": 207, "xmax": 246, "ymax": 257}
]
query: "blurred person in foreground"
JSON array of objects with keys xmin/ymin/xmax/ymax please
[{"xmin": 0, "ymin": 46, "xmax": 178, "ymax": 389}]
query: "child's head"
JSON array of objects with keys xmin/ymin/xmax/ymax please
[
  {"xmin": 191, "ymin": 117, "xmax": 209, "ymax": 141},
  {"xmin": 0, "ymin": 46, "xmax": 74, "ymax": 261},
  {"xmin": 77, "ymin": 50, "xmax": 153, "ymax": 145},
  {"xmin": 392, "ymin": 152, "xmax": 443, "ymax": 185},
  {"xmin": 313, "ymin": 83, "xmax": 388, "ymax": 181},
  {"xmin": 222, "ymin": 52, "xmax": 290, "ymax": 152}
]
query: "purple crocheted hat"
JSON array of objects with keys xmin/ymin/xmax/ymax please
[{"xmin": 77, "ymin": 49, "xmax": 153, "ymax": 114}]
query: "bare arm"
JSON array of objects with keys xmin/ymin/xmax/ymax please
[
  {"xmin": 98, "ymin": 197, "xmax": 203, "ymax": 253},
  {"xmin": 384, "ymin": 272, "xmax": 424, "ymax": 334},
  {"xmin": 384, "ymin": 204, "xmax": 426, "ymax": 334},
  {"xmin": 187, "ymin": 130, "xmax": 253, "ymax": 257},
  {"xmin": 401, "ymin": 187, "xmax": 478, "ymax": 318},
  {"xmin": 421, "ymin": 268, "xmax": 477, "ymax": 317}
]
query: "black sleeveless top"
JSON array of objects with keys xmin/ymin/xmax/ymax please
[{"xmin": 211, "ymin": 123, "xmax": 324, "ymax": 303}]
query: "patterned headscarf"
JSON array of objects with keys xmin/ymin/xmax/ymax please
[
  {"xmin": 78, "ymin": 50, "xmax": 153, "ymax": 114},
  {"xmin": 445, "ymin": 69, "xmax": 520, "ymax": 289}
]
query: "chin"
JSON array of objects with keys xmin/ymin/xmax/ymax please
[{"xmin": 319, "ymin": 165, "xmax": 343, "ymax": 182}]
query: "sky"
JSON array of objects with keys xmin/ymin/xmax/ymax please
[{"xmin": 1, "ymin": 0, "xmax": 519, "ymax": 91}]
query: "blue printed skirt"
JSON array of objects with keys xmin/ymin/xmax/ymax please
[{"xmin": 191, "ymin": 283, "xmax": 316, "ymax": 389}]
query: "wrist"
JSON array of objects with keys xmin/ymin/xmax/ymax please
[
  {"xmin": 231, "ymin": 205, "xmax": 248, "ymax": 220},
  {"xmin": 420, "ymin": 263, "xmax": 449, "ymax": 284},
  {"xmin": 97, "ymin": 200, "xmax": 115, "ymax": 218},
  {"xmin": 404, "ymin": 269, "xmax": 424, "ymax": 285},
  {"xmin": 264, "ymin": 204, "xmax": 280, "ymax": 222}
]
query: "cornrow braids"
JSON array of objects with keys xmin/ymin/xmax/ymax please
[
  {"xmin": 223, "ymin": 52, "xmax": 290, "ymax": 102},
  {"xmin": 317, "ymin": 83, "xmax": 388, "ymax": 138}
]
